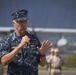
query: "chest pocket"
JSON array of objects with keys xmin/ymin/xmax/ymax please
[
  {"xmin": 29, "ymin": 37, "xmax": 39, "ymax": 50},
  {"xmin": 11, "ymin": 41, "xmax": 19, "ymax": 51},
  {"xmin": 10, "ymin": 36, "xmax": 21, "ymax": 50}
]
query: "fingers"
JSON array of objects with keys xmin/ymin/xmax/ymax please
[
  {"xmin": 42, "ymin": 40, "xmax": 53, "ymax": 49},
  {"xmin": 23, "ymin": 35, "xmax": 30, "ymax": 43},
  {"xmin": 20, "ymin": 36, "xmax": 30, "ymax": 47},
  {"xmin": 49, "ymin": 42, "xmax": 53, "ymax": 48},
  {"xmin": 37, "ymin": 40, "xmax": 53, "ymax": 55}
]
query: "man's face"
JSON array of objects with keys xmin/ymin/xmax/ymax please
[
  {"xmin": 51, "ymin": 51, "xmax": 54, "ymax": 55},
  {"xmin": 13, "ymin": 20, "xmax": 27, "ymax": 33},
  {"xmin": 55, "ymin": 52, "xmax": 59, "ymax": 56}
]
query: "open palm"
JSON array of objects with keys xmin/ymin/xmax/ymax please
[{"xmin": 37, "ymin": 40, "xmax": 52, "ymax": 55}]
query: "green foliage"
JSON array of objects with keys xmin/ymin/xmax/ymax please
[
  {"xmin": 38, "ymin": 65, "xmax": 47, "ymax": 70},
  {"xmin": 63, "ymin": 53, "xmax": 76, "ymax": 67},
  {"xmin": 39, "ymin": 53, "xmax": 76, "ymax": 70}
]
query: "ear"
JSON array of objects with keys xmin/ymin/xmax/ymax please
[{"xmin": 12, "ymin": 20, "xmax": 15, "ymax": 27}]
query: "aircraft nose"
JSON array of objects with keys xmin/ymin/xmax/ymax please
[{"xmin": 57, "ymin": 37, "xmax": 68, "ymax": 47}]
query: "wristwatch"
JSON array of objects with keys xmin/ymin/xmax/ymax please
[{"xmin": 40, "ymin": 54, "xmax": 46, "ymax": 57}]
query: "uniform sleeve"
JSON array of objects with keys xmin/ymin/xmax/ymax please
[
  {"xmin": 35, "ymin": 35, "xmax": 41, "ymax": 47},
  {"xmin": 37, "ymin": 39, "xmax": 41, "ymax": 48},
  {"xmin": 0, "ymin": 36, "xmax": 11, "ymax": 58}
]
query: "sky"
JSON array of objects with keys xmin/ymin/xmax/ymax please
[{"xmin": 0, "ymin": 0, "xmax": 76, "ymax": 29}]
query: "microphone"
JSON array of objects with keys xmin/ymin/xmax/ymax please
[{"xmin": 24, "ymin": 31, "xmax": 37, "ymax": 49}]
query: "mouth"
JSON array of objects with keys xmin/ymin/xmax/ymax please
[
  {"xmin": 20, "ymin": 28, "xmax": 27, "ymax": 31},
  {"xmin": 21, "ymin": 27, "xmax": 26, "ymax": 29}
]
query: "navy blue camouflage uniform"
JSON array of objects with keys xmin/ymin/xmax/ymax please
[{"xmin": 0, "ymin": 31, "xmax": 41, "ymax": 75}]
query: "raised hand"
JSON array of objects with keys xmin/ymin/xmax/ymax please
[{"xmin": 37, "ymin": 40, "xmax": 53, "ymax": 55}]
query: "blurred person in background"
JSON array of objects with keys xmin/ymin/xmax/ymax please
[
  {"xmin": 50, "ymin": 48, "xmax": 64, "ymax": 75},
  {"xmin": 46, "ymin": 47, "xmax": 55, "ymax": 75}
]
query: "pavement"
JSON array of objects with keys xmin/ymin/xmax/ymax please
[
  {"xmin": 3, "ymin": 69, "xmax": 76, "ymax": 75},
  {"xmin": 38, "ymin": 69, "xmax": 76, "ymax": 75},
  {"xmin": 1, "ymin": 61, "xmax": 76, "ymax": 75},
  {"xmin": 0, "ymin": 64, "xmax": 4, "ymax": 75}
]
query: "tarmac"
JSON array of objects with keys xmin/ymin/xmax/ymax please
[
  {"xmin": 3, "ymin": 69, "xmax": 76, "ymax": 75},
  {"xmin": 1, "ymin": 65, "xmax": 76, "ymax": 75},
  {"xmin": 0, "ymin": 64, "xmax": 4, "ymax": 75},
  {"xmin": 38, "ymin": 69, "xmax": 76, "ymax": 75}
]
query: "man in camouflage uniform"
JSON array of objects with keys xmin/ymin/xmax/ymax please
[
  {"xmin": 50, "ymin": 48, "xmax": 64, "ymax": 75},
  {"xmin": 0, "ymin": 45, "xmax": 4, "ymax": 75},
  {"xmin": 0, "ymin": 9, "xmax": 51, "ymax": 75}
]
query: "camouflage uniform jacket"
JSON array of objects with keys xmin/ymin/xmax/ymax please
[{"xmin": 0, "ymin": 31, "xmax": 41, "ymax": 75}]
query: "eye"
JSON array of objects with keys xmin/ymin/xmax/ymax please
[
  {"xmin": 18, "ymin": 21, "xmax": 23, "ymax": 23},
  {"xmin": 17, "ymin": 20, "xmax": 27, "ymax": 23}
]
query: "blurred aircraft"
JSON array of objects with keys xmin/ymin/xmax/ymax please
[{"xmin": 0, "ymin": 27, "xmax": 76, "ymax": 49}]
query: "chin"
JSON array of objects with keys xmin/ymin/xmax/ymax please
[
  {"xmin": 21, "ymin": 28, "xmax": 27, "ymax": 31},
  {"xmin": 20, "ymin": 30, "xmax": 26, "ymax": 33}
]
